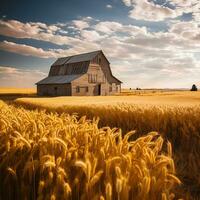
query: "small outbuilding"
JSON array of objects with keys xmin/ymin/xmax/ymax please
[{"xmin": 36, "ymin": 50, "xmax": 122, "ymax": 96}]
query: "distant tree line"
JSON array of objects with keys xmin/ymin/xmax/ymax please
[
  {"xmin": 128, "ymin": 85, "xmax": 198, "ymax": 91},
  {"xmin": 129, "ymin": 88, "xmax": 142, "ymax": 90}
]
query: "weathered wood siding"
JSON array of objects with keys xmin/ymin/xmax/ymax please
[
  {"xmin": 70, "ymin": 52, "xmax": 121, "ymax": 96},
  {"xmin": 71, "ymin": 74, "xmax": 104, "ymax": 96},
  {"xmin": 87, "ymin": 62, "xmax": 108, "ymax": 95},
  {"xmin": 90, "ymin": 52, "xmax": 121, "ymax": 95},
  {"xmin": 37, "ymin": 84, "xmax": 71, "ymax": 96}
]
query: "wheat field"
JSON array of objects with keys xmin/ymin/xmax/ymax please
[
  {"xmin": 14, "ymin": 91, "xmax": 200, "ymax": 199},
  {"xmin": 0, "ymin": 101, "xmax": 181, "ymax": 200},
  {"xmin": 15, "ymin": 91, "xmax": 200, "ymax": 107}
]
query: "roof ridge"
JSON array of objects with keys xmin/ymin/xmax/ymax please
[
  {"xmin": 63, "ymin": 55, "xmax": 73, "ymax": 64},
  {"xmin": 61, "ymin": 50, "xmax": 102, "ymax": 59},
  {"xmin": 52, "ymin": 50, "xmax": 102, "ymax": 66}
]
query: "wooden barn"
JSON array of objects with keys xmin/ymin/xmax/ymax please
[{"xmin": 36, "ymin": 50, "xmax": 122, "ymax": 96}]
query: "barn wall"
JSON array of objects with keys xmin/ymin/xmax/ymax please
[
  {"xmin": 37, "ymin": 84, "xmax": 71, "ymax": 96},
  {"xmin": 71, "ymin": 60, "xmax": 121, "ymax": 96},
  {"xmin": 90, "ymin": 52, "xmax": 121, "ymax": 95},
  {"xmin": 108, "ymin": 83, "xmax": 121, "ymax": 95},
  {"xmin": 87, "ymin": 62, "xmax": 109, "ymax": 96},
  {"xmin": 91, "ymin": 52, "xmax": 110, "ymax": 80},
  {"xmin": 71, "ymin": 73, "xmax": 108, "ymax": 96},
  {"xmin": 71, "ymin": 74, "xmax": 99, "ymax": 96}
]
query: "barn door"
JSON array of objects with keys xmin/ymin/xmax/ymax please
[
  {"xmin": 98, "ymin": 84, "xmax": 101, "ymax": 95},
  {"xmin": 54, "ymin": 87, "xmax": 58, "ymax": 96}
]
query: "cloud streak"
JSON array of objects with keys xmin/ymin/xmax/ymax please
[
  {"xmin": 0, "ymin": 40, "xmax": 58, "ymax": 58},
  {"xmin": 0, "ymin": 19, "xmax": 81, "ymax": 46}
]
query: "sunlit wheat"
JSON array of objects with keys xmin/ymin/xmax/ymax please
[{"xmin": 0, "ymin": 101, "xmax": 181, "ymax": 200}]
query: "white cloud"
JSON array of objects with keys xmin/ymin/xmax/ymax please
[
  {"xmin": 121, "ymin": 0, "xmax": 200, "ymax": 22},
  {"xmin": 0, "ymin": 19, "xmax": 81, "ymax": 46},
  {"xmin": 106, "ymin": 4, "xmax": 113, "ymax": 8},
  {"xmin": 94, "ymin": 21, "xmax": 122, "ymax": 33},
  {"xmin": 72, "ymin": 20, "xmax": 90, "ymax": 30},
  {"xmin": 93, "ymin": 21, "xmax": 148, "ymax": 37},
  {"xmin": 0, "ymin": 40, "xmax": 100, "ymax": 59},
  {"xmin": 130, "ymin": 0, "xmax": 176, "ymax": 21},
  {"xmin": 122, "ymin": 0, "xmax": 132, "ymax": 7},
  {"xmin": 169, "ymin": 21, "xmax": 200, "ymax": 40},
  {"xmin": 0, "ymin": 40, "xmax": 58, "ymax": 58},
  {"xmin": 80, "ymin": 30, "xmax": 105, "ymax": 41}
]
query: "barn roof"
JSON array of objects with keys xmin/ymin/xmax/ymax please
[
  {"xmin": 36, "ymin": 75, "xmax": 82, "ymax": 85},
  {"xmin": 111, "ymin": 75, "xmax": 122, "ymax": 83},
  {"xmin": 52, "ymin": 50, "xmax": 102, "ymax": 66}
]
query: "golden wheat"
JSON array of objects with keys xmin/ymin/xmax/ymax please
[
  {"xmin": 0, "ymin": 101, "xmax": 181, "ymax": 200},
  {"xmin": 15, "ymin": 97, "xmax": 200, "ymax": 199}
]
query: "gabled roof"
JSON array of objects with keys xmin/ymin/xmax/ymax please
[
  {"xmin": 36, "ymin": 50, "xmax": 122, "ymax": 85},
  {"xmin": 52, "ymin": 50, "xmax": 102, "ymax": 66},
  {"xmin": 36, "ymin": 75, "xmax": 83, "ymax": 85}
]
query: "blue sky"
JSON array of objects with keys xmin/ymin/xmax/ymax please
[{"xmin": 0, "ymin": 0, "xmax": 200, "ymax": 88}]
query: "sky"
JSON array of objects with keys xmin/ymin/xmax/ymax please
[{"xmin": 0, "ymin": 0, "xmax": 200, "ymax": 88}]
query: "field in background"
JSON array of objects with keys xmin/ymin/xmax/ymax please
[
  {"xmin": 16, "ymin": 91, "xmax": 200, "ymax": 107},
  {"xmin": 0, "ymin": 87, "xmax": 36, "ymax": 101},
  {"xmin": 0, "ymin": 87, "xmax": 36, "ymax": 94},
  {"xmin": 120, "ymin": 88, "xmax": 189, "ymax": 96}
]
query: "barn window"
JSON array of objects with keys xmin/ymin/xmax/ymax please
[
  {"xmin": 109, "ymin": 86, "xmax": 112, "ymax": 92},
  {"xmin": 88, "ymin": 74, "xmax": 97, "ymax": 83},
  {"xmin": 92, "ymin": 75, "xmax": 97, "ymax": 83},
  {"xmin": 99, "ymin": 58, "xmax": 101, "ymax": 64},
  {"xmin": 76, "ymin": 86, "xmax": 80, "ymax": 93}
]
